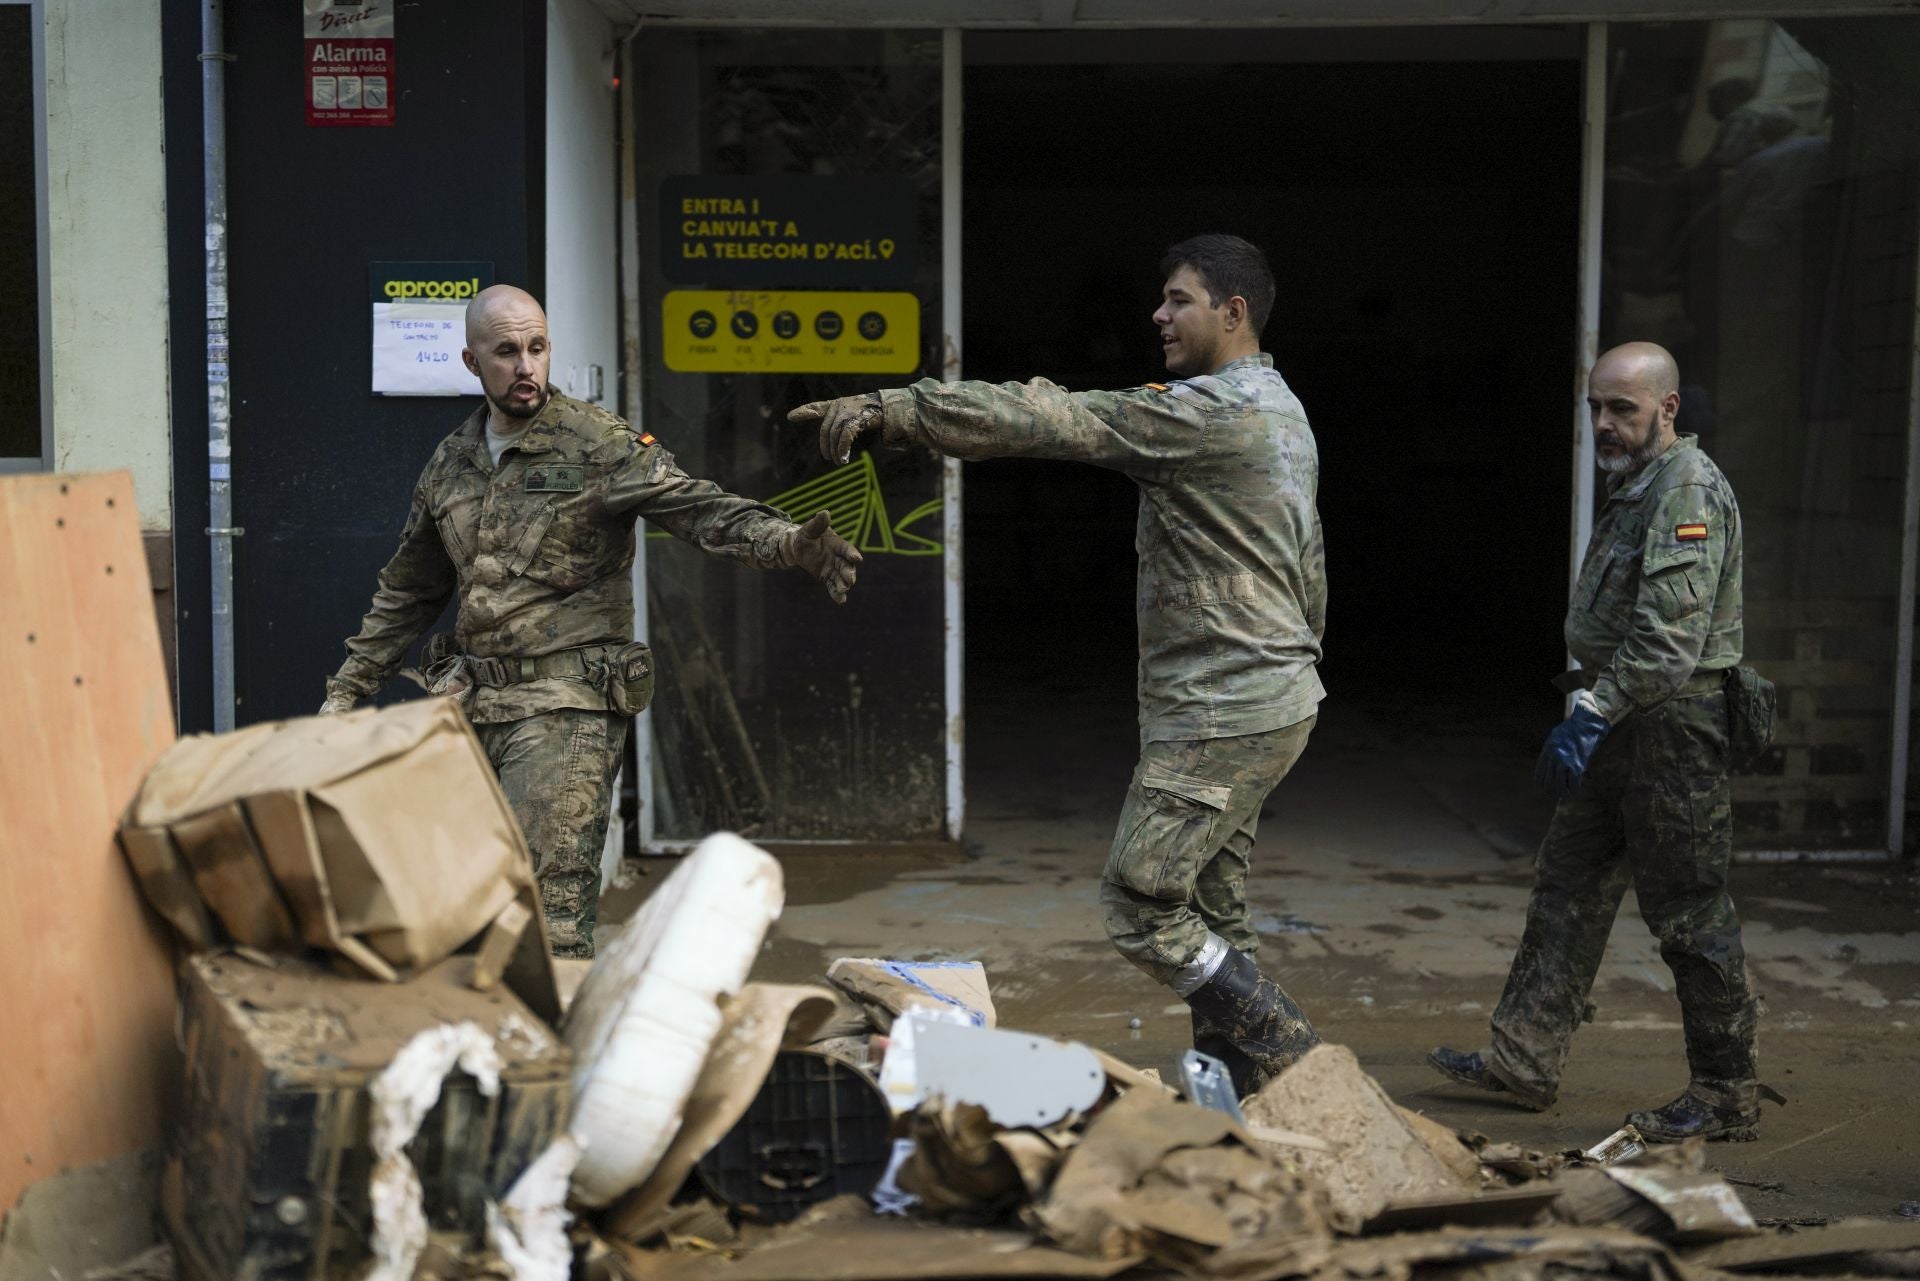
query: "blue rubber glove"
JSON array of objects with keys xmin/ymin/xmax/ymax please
[{"xmin": 1534, "ymin": 702, "xmax": 1611, "ymax": 799}]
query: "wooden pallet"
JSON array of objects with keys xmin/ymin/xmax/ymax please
[{"xmin": 1736, "ymin": 598, "xmax": 1895, "ymax": 850}]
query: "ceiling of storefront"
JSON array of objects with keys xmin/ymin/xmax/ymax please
[{"xmin": 595, "ymin": 0, "xmax": 1918, "ymax": 25}]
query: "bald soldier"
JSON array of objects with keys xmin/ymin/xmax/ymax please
[
  {"xmin": 322, "ymin": 286, "xmax": 861, "ymax": 956},
  {"xmin": 1430, "ymin": 342, "xmax": 1779, "ymax": 1141}
]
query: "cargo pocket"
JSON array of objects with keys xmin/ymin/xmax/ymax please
[
  {"xmin": 525, "ymin": 533, "xmax": 600, "ymax": 592},
  {"xmin": 1105, "ymin": 770, "xmax": 1233, "ymax": 902},
  {"xmin": 434, "ymin": 511, "xmax": 468, "ymax": 562},
  {"xmin": 1686, "ymin": 781, "xmax": 1733, "ymax": 885},
  {"xmin": 501, "ymin": 504, "xmax": 557, "ymax": 577},
  {"xmin": 1585, "ymin": 547, "xmax": 1634, "ymax": 615}
]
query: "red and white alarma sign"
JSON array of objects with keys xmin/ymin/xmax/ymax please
[{"xmin": 304, "ymin": 1, "xmax": 394, "ymax": 127}]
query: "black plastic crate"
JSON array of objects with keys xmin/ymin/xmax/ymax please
[{"xmin": 695, "ymin": 1050, "xmax": 893, "ymax": 1222}]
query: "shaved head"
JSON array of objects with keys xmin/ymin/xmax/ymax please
[
  {"xmin": 1593, "ymin": 341, "xmax": 1680, "ymax": 399},
  {"xmin": 461, "ymin": 285, "xmax": 552, "ymax": 422},
  {"xmin": 1587, "ymin": 341, "xmax": 1681, "ymax": 476},
  {"xmin": 465, "ymin": 284, "xmax": 546, "ymax": 348}
]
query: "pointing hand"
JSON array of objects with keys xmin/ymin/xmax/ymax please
[{"xmin": 789, "ymin": 394, "xmax": 884, "ymax": 465}]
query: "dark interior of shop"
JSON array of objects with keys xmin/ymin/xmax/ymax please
[{"xmin": 960, "ymin": 51, "xmax": 1583, "ymax": 783}]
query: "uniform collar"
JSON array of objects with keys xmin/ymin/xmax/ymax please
[
  {"xmin": 1606, "ymin": 433, "xmax": 1696, "ymax": 504},
  {"xmin": 1211, "ymin": 353, "xmax": 1274, "ymax": 377},
  {"xmin": 460, "ymin": 387, "xmax": 569, "ymax": 465},
  {"xmin": 503, "ymin": 387, "xmax": 569, "ymax": 457},
  {"xmin": 451, "ymin": 404, "xmax": 491, "ymax": 472}
]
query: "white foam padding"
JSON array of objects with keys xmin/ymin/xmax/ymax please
[{"xmin": 563, "ymin": 832, "xmax": 784, "ymax": 1206}]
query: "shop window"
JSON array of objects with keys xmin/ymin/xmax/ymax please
[
  {"xmin": 632, "ymin": 30, "xmax": 947, "ymax": 841},
  {"xmin": 1602, "ymin": 19, "xmax": 1920, "ymax": 850}
]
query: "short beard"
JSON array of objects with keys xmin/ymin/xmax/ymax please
[
  {"xmin": 488, "ymin": 387, "xmax": 548, "ymax": 420},
  {"xmin": 1596, "ymin": 433, "xmax": 1666, "ymax": 476}
]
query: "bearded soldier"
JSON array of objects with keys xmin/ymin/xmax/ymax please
[
  {"xmin": 322, "ymin": 285, "xmax": 860, "ymax": 957},
  {"xmin": 1429, "ymin": 341, "xmax": 1779, "ymax": 1141}
]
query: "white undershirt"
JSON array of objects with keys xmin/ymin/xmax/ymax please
[{"xmin": 485, "ymin": 417, "xmax": 530, "ymax": 468}]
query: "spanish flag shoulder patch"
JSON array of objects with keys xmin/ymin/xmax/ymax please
[
  {"xmin": 1676, "ymin": 522, "xmax": 1709, "ymax": 541},
  {"xmin": 1145, "ymin": 382, "xmax": 1171, "ymax": 392},
  {"xmin": 639, "ymin": 431, "xmax": 658, "ymax": 447}
]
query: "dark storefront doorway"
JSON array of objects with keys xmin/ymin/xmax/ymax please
[{"xmin": 960, "ymin": 28, "xmax": 1583, "ymax": 824}]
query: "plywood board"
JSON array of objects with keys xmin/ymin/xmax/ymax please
[{"xmin": 0, "ymin": 471, "xmax": 178, "ymax": 1213}]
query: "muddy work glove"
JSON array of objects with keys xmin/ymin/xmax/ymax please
[
  {"xmin": 317, "ymin": 688, "xmax": 360, "ymax": 716},
  {"xmin": 790, "ymin": 394, "xmax": 884, "ymax": 465},
  {"xmin": 783, "ymin": 510, "xmax": 863, "ymax": 604},
  {"xmin": 1534, "ymin": 690, "xmax": 1611, "ymax": 800}
]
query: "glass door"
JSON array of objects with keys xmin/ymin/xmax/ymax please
[{"xmin": 630, "ymin": 28, "xmax": 951, "ymax": 845}]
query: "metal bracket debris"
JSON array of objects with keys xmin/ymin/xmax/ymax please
[{"xmin": 1178, "ymin": 1050, "xmax": 1246, "ymax": 1126}]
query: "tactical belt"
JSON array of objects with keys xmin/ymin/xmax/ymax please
[
  {"xmin": 466, "ymin": 644, "xmax": 617, "ymax": 689},
  {"xmin": 1556, "ymin": 667, "xmax": 1726, "ymax": 698}
]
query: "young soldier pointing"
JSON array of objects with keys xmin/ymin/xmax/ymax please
[{"xmin": 792, "ymin": 235, "xmax": 1328, "ymax": 1095}]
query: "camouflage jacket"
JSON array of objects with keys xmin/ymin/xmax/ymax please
[
  {"xmin": 328, "ymin": 390, "xmax": 796, "ymax": 722},
  {"xmin": 880, "ymin": 354, "xmax": 1326, "ymax": 741},
  {"xmin": 1569, "ymin": 435, "xmax": 1743, "ymax": 722}
]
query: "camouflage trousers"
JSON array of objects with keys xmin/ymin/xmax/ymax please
[
  {"xmin": 475, "ymin": 709, "xmax": 628, "ymax": 959},
  {"xmin": 1489, "ymin": 690, "xmax": 1758, "ymax": 1102},
  {"xmin": 1101, "ymin": 716, "xmax": 1316, "ymax": 986}
]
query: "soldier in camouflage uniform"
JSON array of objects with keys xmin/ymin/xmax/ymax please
[
  {"xmin": 1430, "ymin": 342, "xmax": 1775, "ymax": 1141},
  {"xmin": 792, "ymin": 235, "xmax": 1327, "ymax": 1094},
  {"xmin": 321, "ymin": 285, "xmax": 861, "ymax": 957}
]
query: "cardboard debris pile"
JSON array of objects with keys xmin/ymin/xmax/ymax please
[
  {"xmin": 98, "ymin": 703, "xmax": 1920, "ymax": 1281},
  {"xmin": 586, "ymin": 1002, "xmax": 1920, "ymax": 1281}
]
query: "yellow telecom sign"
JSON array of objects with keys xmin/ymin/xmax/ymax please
[{"xmin": 661, "ymin": 290, "xmax": 920, "ymax": 375}]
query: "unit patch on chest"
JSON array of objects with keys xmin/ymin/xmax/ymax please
[
  {"xmin": 1675, "ymin": 522, "xmax": 1709, "ymax": 541},
  {"xmin": 525, "ymin": 465, "xmax": 584, "ymax": 493}
]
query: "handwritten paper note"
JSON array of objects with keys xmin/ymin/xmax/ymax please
[{"xmin": 371, "ymin": 301, "xmax": 480, "ymax": 396}]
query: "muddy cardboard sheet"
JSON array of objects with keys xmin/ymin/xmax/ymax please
[{"xmin": 119, "ymin": 699, "xmax": 552, "ymax": 1003}]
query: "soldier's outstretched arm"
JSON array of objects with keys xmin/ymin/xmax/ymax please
[
  {"xmin": 1588, "ymin": 482, "xmax": 1732, "ymax": 722},
  {"xmin": 791, "ymin": 377, "xmax": 1208, "ymax": 476},
  {"xmin": 323, "ymin": 479, "xmax": 456, "ymax": 712},
  {"xmin": 603, "ymin": 431, "xmax": 861, "ymax": 604}
]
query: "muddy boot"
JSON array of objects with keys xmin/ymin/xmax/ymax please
[
  {"xmin": 1426, "ymin": 1046, "xmax": 1555, "ymax": 1111},
  {"xmin": 1179, "ymin": 940, "xmax": 1318, "ymax": 1097},
  {"xmin": 1628, "ymin": 1081, "xmax": 1781, "ymax": 1143},
  {"xmin": 1191, "ymin": 1011, "xmax": 1257, "ymax": 1097}
]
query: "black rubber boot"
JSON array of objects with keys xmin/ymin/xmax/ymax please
[
  {"xmin": 1182, "ymin": 945, "xmax": 1319, "ymax": 1097},
  {"xmin": 1191, "ymin": 1011, "xmax": 1258, "ymax": 1098},
  {"xmin": 1426, "ymin": 1046, "xmax": 1555, "ymax": 1111},
  {"xmin": 1628, "ymin": 1083, "xmax": 1776, "ymax": 1143}
]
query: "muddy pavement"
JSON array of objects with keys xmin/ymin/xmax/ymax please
[{"xmin": 607, "ymin": 695, "xmax": 1920, "ymax": 1222}]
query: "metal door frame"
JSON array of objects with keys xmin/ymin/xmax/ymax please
[{"xmin": 0, "ymin": 0, "xmax": 53, "ymax": 477}]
